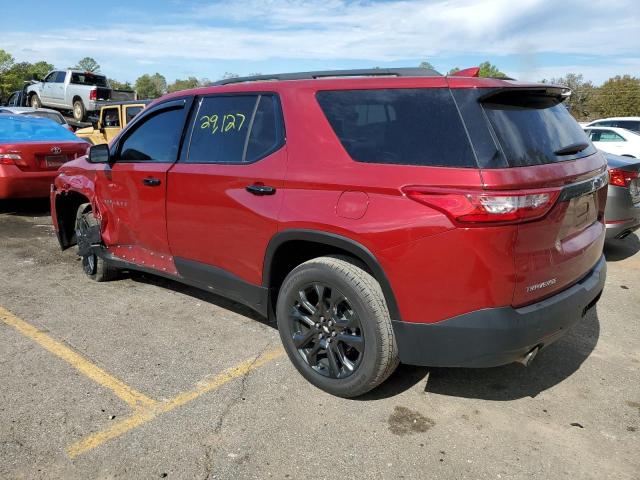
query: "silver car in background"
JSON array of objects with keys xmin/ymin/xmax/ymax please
[{"xmin": 604, "ymin": 152, "xmax": 640, "ymax": 240}]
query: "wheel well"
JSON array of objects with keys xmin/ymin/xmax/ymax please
[
  {"xmin": 621, "ymin": 154, "xmax": 636, "ymax": 158},
  {"xmin": 55, "ymin": 191, "xmax": 90, "ymax": 249},
  {"xmin": 265, "ymin": 235, "xmax": 400, "ymax": 321},
  {"xmin": 72, "ymin": 96, "xmax": 83, "ymax": 105}
]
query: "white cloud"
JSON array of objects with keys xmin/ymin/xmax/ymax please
[{"xmin": 3, "ymin": 0, "xmax": 639, "ymax": 81}]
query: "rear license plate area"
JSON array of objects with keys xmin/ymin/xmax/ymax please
[
  {"xmin": 45, "ymin": 155, "xmax": 67, "ymax": 167},
  {"xmin": 573, "ymin": 192, "xmax": 597, "ymax": 229}
]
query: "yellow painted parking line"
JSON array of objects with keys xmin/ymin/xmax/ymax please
[
  {"xmin": 67, "ymin": 347, "xmax": 284, "ymax": 458},
  {"xmin": 0, "ymin": 305, "xmax": 157, "ymax": 411}
]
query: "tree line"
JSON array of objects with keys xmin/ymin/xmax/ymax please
[
  {"xmin": 1, "ymin": 49, "xmax": 638, "ymax": 121},
  {"xmin": 419, "ymin": 60, "xmax": 640, "ymax": 121}
]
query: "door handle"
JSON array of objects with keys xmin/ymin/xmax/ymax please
[
  {"xmin": 143, "ymin": 177, "xmax": 161, "ymax": 187},
  {"xmin": 246, "ymin": 184, "xmax": 276, "ymax": 195}
]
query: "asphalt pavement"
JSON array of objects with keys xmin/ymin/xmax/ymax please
[{"xmin": 1, "ymin": 198, "xmax": 638, "ymax": 479}]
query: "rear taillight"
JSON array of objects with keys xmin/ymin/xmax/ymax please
[
  {"xmin": 609, "ymin": 168, "xmax": 638, "ymax": 188},
  {"xmin": 0, "ymin": 153, "xmax": 21, "ymax": 165},
  {"xmin": 402, "ymin": 187, "xmax": 561, "ymax": 225},
  {"xmin": 89, "ymin": 89, "xmax": 97, "ymax": 100}
]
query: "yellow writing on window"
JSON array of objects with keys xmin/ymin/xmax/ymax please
[{"xmin": 200, "ymin": 113, "xmax": 246, "ymax": 134}]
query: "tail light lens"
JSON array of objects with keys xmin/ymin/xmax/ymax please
[
  {"xmin": 402, "ymin": 186, "xmax": 561, "ymax": 225},
  {"xmin": 0, "ymin": 153, "xmax": 21, "ymax": 165},
  {"xmin": 89, "ymin": 88, "xmax": 97, "ymax": 100},
  {"xmin": 609, "ymin": 168, "xmax": 638, "ymax": 188}
]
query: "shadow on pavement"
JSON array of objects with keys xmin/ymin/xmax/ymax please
[
  {"xmin": 604, "ymin": 233, "xmax": 640, "ymax": 262},
  {"xmin": 423, "ymin": 307, "xmax": 600, "ymax": 401},
  {"xmin": 0, "ymin": 198, "xmax": 51, "ymax": 217},
  {"xmin": 82, "ymin": 251, "xmax": 601, "ymax": 402},
  {"xmin": 359, "ymin": 307, "xmax": 600, "ymax": 401}
]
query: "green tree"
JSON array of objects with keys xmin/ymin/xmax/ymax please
[
  {"xmin": 135, "ymin": 73, "xmax": 167, "ymax": 99},
  {"xmin": 447, "ymin": 67, "xmax": 461, "ymax": 75},
  {"xmin": 541, "ymin": 73, "xmax": 595, "ymax": 121},
  {"xmin": 0, "ymin": 56, "xmax": 53, "ymax": 101},
  {"xmin": 75, "ymin": 57, "xmax": 100, "ymax": 73},
  {"xmin": 418, "ymin": 61, "xmax": 435, "ymax": 70},
  {"xmin": 590, "ymin": 75, "xmax": 640, "ymax": 118},
  {"xmin": 0, "ymin": 49, "xmax": 16, "ymax": 100},
  {"xmin": 109, "ymin": 78, "xmax": 133, "ymax": 90},
  {"xmin": 30, "ymin": 61, "xmax": 54, "ymax": 80},
  {"xmin": 0, "ymin": 49, "xmax": 14, "ymax": 74},
  {"xmin": 478, "ymin": 61, "xmax": 507, "ymax": 78},
  {"xmin": 167, "ymin": 76, "xmax": 200, "ymax": 93}
]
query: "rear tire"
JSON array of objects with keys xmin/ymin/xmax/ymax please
[
  {"xmin": 73, "ymin": 99, "xmax": 86, "ymax": 122},
  {"xmin": 30, "ymin": 94, "xmax": 41, "ymax": 108},
  {"xmin": 75, "ymin": 204, "xmax": 118, "ymax": 282},
  {"xmin": 276, "ymin": 255, "xmax": 399, "ymax": 398}
]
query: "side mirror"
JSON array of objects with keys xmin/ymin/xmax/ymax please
[{"xmin": 88, "ymin": 144, "xmax": 110, "ymax": 164}]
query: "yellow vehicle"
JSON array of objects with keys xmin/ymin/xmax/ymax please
[{"xmin": 75, "ymin": 101, "xmax": 149, "ymax": 145}]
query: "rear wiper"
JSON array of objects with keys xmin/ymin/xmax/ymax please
[{"xmin": 554, "ymin": 142, "xmax": 589, "ymax": 156}]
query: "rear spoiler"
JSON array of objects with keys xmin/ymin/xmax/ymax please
[{"xmin": 479, "ymin": 86, "xmax": 572, "ymax": 108}]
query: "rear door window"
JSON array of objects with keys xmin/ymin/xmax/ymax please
[
  {"xmin": 482, "ymin": 91, "xmax": 595, "ymax": 167},
  {"xmin": 316, "ymin": 89, "xmax": 476, "ymax": 167},
  {"xmin": 125, "ymin": 106, "xmax": 143, "ymax": 123},
  {"xmin": 186, "ymin": 94, "xmax": 283, "ymax": 164}
]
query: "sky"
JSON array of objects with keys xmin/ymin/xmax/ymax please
[{"xmin": 2, "ymin": 0, "xmax": 639, "ymax": 85}]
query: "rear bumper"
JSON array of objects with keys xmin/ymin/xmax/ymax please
[
  {"xmin": 605, "ymin": 219, "xmax": 640, "ymax": 239},
  {"xmin": 0, "ymin": 165, "xmax": 57, "ymax": 199},
  {"xmin": 605, "ymin": 185, "xmax": 640, "ymax": 239},
  {"xmin": 392, "ymin": 255, "xmax": 606, "ymax": 368}
]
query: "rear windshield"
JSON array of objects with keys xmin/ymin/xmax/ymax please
[
  {"xmin": 24, "ymin": 111, "xmax": 65, "ymax": 125},
  {"xmin": 316, "ymin": 89, "xmax": 476, "ymax": 167},
  {"xmin": 0, "ymin": 116, "xmax": 78, "ymax": 143},
  {"xmin": 482, "ymin": 91, "xmax": 595, "ymax": 167},
  {"xmin": 70, "ymin": 72, "xmax": 108, "ymax": 87},
  {"xmin": 616, "ymin": 120, "xmax": 640, "ymax": 133}
]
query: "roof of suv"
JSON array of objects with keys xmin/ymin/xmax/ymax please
[{"xmin": 154, "ymin": 68, "xmax": 565, "ymax": 109}]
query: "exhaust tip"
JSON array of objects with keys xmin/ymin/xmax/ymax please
[{"xmin": 517, "ymin": 346, "xmax": 540, "ymax": 367}]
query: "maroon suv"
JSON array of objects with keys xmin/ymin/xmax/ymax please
[{"xmin": 51, "ymin": 68, "xmax": 607, "ymax": 397}]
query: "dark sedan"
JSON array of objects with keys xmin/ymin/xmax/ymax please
[{"xmin": 604, "ymin": 152, "xmax": 640, "ymax": 240}]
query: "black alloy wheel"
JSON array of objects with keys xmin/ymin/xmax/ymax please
[{"xmin": 289, "ymin": 282, "xmax": 364, "ymax": 379}]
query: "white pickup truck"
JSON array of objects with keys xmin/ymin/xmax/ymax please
[{"xmin": 26, "ymin": 70, "xmax": 136, "ymax": 122}]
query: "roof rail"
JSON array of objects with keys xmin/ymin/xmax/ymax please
[{"xmin": 213, "ymin": 68, "xmax": 442, "ymax": 86}]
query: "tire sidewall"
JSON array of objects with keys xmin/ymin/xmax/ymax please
[
  {"xmin": 30, "ymin": 95, "xmax": 41, "ymax": 108},
  {"xmin": 276, "ymin": 261, "xmax": 385, "ymax": 397}
]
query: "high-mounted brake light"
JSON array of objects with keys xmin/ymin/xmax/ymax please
[
  {"xmin": 402, "ymin": 187, "xmax": 561, "ymax": 225},
  {"xmin": 89, "ymin": 88, "xmax": 97, "ymax": 100},
  {"xmin": 0, "ymin": 153, "xmax": 21, "ymax": 165},
  {"xmin": 609, "ymin": 168, "xmax": 638, "ymax": 188}
]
